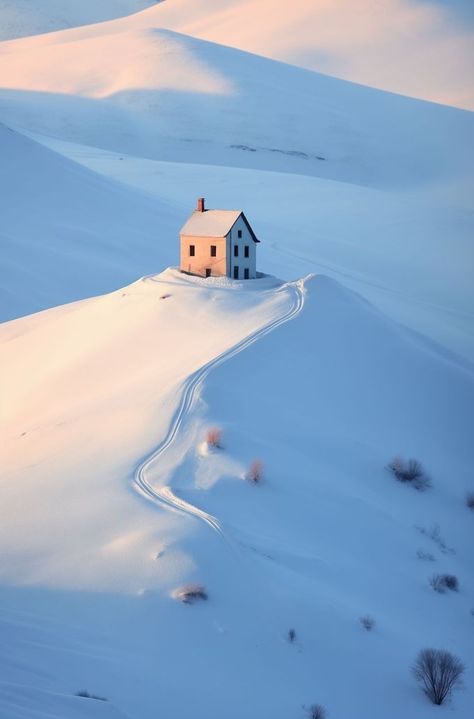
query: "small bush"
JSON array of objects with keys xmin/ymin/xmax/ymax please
[
  {"xmin": 247, "ymin": 459, "xmax": 263, "ymax": 483},
  {"xmin": 175, "ymin": 584, "xmax": 208, "ymax": 604},
  {"xmin": 442, "ymin": 574, "xmax": 459, "ymax": 591},
  {"xmin": 466, "ymin": 492, "xmax": 474, "ymax": 510},
  {"xmin": 430, "ymin": 573, "xmax": 459, "ymax": 593},
  {"xmin": 76, "ymin": 691, "xmax": 107, "ymax": 702},
  {"xmin": 387, "ymin": 456, "xmax": 431, "ymax": 490},
  {"xmin": 305, "ymin": 704, "xmax": 327, "ymax": 719},
  {"xmin": 287, "ymin": 628, "xmax": 296, "ymax": 643},
  {"xmin": 206, "ymin": 427, "xmax": 222, "ymax": 449},
  {"xmin": 413, "ymin": 648, "xmax": 464, "ymax": 705},
  {"xmin": 360, "ymin": 615, "xmax": 375, "ymax": 631},
  {"xmin": 416, "ymin": 549, "xmax": 435, "ymax": 562}
]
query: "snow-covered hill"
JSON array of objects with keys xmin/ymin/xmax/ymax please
[
  {"xmin": 1, "ymin": 0, "xmax": 472, "ymax": 108},
  {"xmin": 0, "ymin": 123, "xmax": 178, "ymax": 320},
  {"xmin": 1, "ymin": 20, "xmax": 472, "ymax": 186},
  {"xmin": 137, "ymin": 0, "xmax": 474, "ymax": 109},
  {"xmin": 0, "ymin": 0, "xmax": 158, "ymax": 41},
  {"xmin": 1, "ymin": 8, "xmax": 473, "ymax": 358},
  {"xmin": 1, "ymin": 270, "xmax": 472, "ymax": 718}
]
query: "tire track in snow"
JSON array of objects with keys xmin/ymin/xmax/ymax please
[{"xmin": 132, "ymin": 278, "xmax": 306, "ymax": 541}]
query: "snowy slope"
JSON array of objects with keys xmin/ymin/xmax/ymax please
[
  {"xmin": 0, "ymin": 0, "xmax": 158, "ymax": 41},
  {"xmin": 0, "ymin": 123, "xmax": 178, "ymax": 321},
  {"xmin": 30, "ymin": 136, "xmax": 474, "ymax": 363},
  {"xmin": 1, "ymin": 271, "xmax": 472, "ymax": 718},
  {"xmin": 0, "ymin": 684, "xmax": 129, "ymax": 719},
  {"xmin": 1, "ymin": 0, "xmax": 471, "ymax": 108},
  {"xmin": 1, "ymin": 6, "xmax": 473, "ymax": 361},
  {"xmin": 136, "ymin": 0, "xmax": 474, "ymax": 109},
  {"xmin": 1, "ymin": 21, "xmax": 472, "ymax": 187}
]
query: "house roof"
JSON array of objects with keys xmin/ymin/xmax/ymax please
[{"xmin": 180, "ymin": 209, "xmax": 260, "ymax": 242}]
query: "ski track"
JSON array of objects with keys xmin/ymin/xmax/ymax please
[{"xmin": 132, "ymin": 276, "xmax": 307, "ymax": 543}]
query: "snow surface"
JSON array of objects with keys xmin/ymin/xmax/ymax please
[
  {"xmin": 2, "ymin": 0, "xmax": 472, "ymax": 108},
  {"xmin": 1, "ymin": 271, "xmax": 473, "ymax": 718},
  {"xmin": 0, "ymin": 11, "xmax": 473, "ymax": 359},
  {"xmin": 1, "ymin": 3, "xmax": 473, "ymax": 718},
  {"xmin": 0, "ymin": 1, "xmax": 158, "ymax": 41},
  {"xmin": 0, "ymin": 123, "xmax": 177, "ymax": 320},
  {"xmin": 132, "ymin": 0, "xmax": 474, "ymax": 109},
  {"xmin": 0, "ymin": 684, "xmax": 128, "ymax": 719}
]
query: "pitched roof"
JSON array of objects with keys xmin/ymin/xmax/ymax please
[{"xmin": 180, "ymin": 209, "xmax": 259, "ymax": 242}]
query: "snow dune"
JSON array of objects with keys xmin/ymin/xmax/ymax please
[
  {"xmin": 0, "ymin": 0, "xmax": 159, "ymax": 41},
  {"xmin": 135, "ymin": 0, "xmax": 474, "ymax": 109},
  {"xmin": 0, "ymin": 123, "xmax": 176, "ymax": 321},
  {"xmin": 0, "ymin": 21, "xmax": 472, "ymax": 188},
  {"xmin": 1, "ymin": 271, "xmax": 472, "ymax": 717},
  {"xmin": 1, "ymin": 0, "xmax": 472, "ymax": 108}
]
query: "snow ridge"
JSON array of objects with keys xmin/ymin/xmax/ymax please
[{"xmin": 132, "ymin": 276, "xmax": 307, "ymax": 540}]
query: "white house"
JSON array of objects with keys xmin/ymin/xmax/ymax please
[{"xmin": 179, "ymin": 198, "xmax": 260, "ymax": 279}]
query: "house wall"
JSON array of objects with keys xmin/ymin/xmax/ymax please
[
  {"xmin": 179, "ymin": 216, "xmax": 257, "ymax": 279},
  {"xmin": 227, "ymin": 215, "xmax": 257, "ymax": 279},
  {"xmin": 180, "ymin": 234, "xmax": 227, "ymax": 277}
]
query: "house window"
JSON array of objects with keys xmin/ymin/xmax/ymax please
[
  {"xmin": 189, "ymin": 245, "xmax": 195, "ymax": 257},
  {"xmin": 205, "ymin": 268, "xmax": 211, "ymax": 277},
  {"xmin": 233, "ymin": 266, "xmax": 239, "ymax": 279},
  {"xmin": 234, "ymin": 245, "xmax": 238, "ymax": 257},
  {"xmin": 238, "ymin": 230, "xmax": 242, "ymax": 238},
  {"xmin": 210, "ymin": 245, "xmax": 216, "ymax": 257},
  {"xmin": 244, "ymin": 268, "xmax": 249, "ymax": 279},
  {"xmin": 244, "ymin": 245, "xmax": 249, "ymax": 258}
]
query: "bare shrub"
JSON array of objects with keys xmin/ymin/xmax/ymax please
[
  {"xmin": 416, "ymin": 549, "xmax": 435, "ymax": 562},
  {"xmin": 360, "ymin": 615, "xmax": 375, "ymax": 631},
  {"xmin": 174, "ymin": 584, "xmax": 208, "ymax": 604},
  {"xmin": 430, "ymin": 574, "xmax": 447, "ymax": 593},
  {"xmin": 416, "ymin": 523, "xmax": 454, "ymax": 554},
  {"xmin": 442, "ymin": 574, "xmax": 459, "ymax": 591},
  {"xmin": 466, "ymin": 492, "xmax": 474, "ymax": 510},
  {"xmin": 247, "ymin": 459, "xmax": 263, "ymax": 483},
  {"xmin": 412, "ymin": 648, "xmax": 464, "ymax": 705},
  {"xmin": 305, "ymin": 704, "xmax": 327, "ymax": 719},
  {"xmin": 287, "ymin": 628, "xmax": 296, "ymax": 643},
  {"xmin": 387, "ymin": 456, "xmax": 431, "ymax": 490},
  {"xmin": 206, "ymin": 427, "xmax": 222, "ymax": 449},
  {"xmin": 76, "ymin": 691, "xmax": 107, "ymax": 701},
  {"xmin": 430, "ymin": 574, "xmax": 459, "ymax": 594}
]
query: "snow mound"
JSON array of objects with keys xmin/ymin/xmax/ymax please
[
  {"xmin": 157, "ymin": 267, "xmax": 284, "ymax": 291},
  {"xmin": 0, "ymin": 122, "xmax": 176, "ymax": 321}
]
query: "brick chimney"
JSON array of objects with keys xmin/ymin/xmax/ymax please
[{"xmin": 197, "ymin": 197, "xmax": 205, "ymax": 212}]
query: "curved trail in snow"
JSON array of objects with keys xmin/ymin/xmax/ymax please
[{"xmin": 132, "ymin": 278, "xmax": 306, "ymax": 542}]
